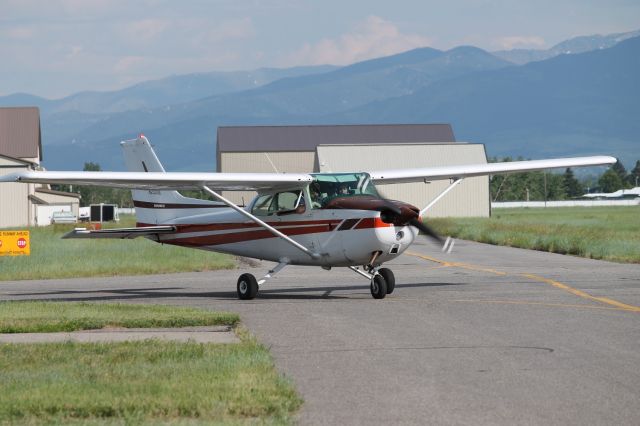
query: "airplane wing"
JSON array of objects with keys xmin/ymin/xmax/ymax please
[
  {"xmin": 369, "ymin": 156, "xmax": 617, "ymax": 184},
  {"xmin": 0, "ymin": 171, "xmax": 313, "ymax": 192}
]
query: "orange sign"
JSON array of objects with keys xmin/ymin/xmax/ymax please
[{"xmin": 0, "ymin": 231, "xmax": 30, "ymax": 256}]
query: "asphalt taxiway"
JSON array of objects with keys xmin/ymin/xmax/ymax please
[{"xmin": 1, "ymin": 240, "xmax": 639, "ymax": 425}]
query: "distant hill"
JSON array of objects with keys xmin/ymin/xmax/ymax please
[
  {"xmin": 493, "ymin": 29, "xmax": 640, "ymax": 64},
  {"xmin": 0, "ymin": 65, "xmax": 336, "ymax": 147},
  {"xmin": 339, "ymin": 36, "xmax": 640, "ymax": 163},
  {"xmin": 1, "ymin": 30, "xmax": 637, "ymax": 172},
  {"xmin": 38, "ymin": 46, "xmax": 511, "ymax": 170}
]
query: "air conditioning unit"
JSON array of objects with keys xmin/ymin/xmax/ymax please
[{"xmin": 89, "ymin": 203, "xmax": 119, "ymax": 222}]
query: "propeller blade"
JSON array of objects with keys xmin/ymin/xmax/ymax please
[{"xmin": 408, "ymin": 218, "xmax": 444, "ymax": 244}]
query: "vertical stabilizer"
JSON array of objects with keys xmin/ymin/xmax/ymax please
[{"xmin": 121, "ymin": 135, "xmax": 224, "ymax": 224}]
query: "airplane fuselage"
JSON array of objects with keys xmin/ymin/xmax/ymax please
[{"xmin": 143, "ymin": 205, "xmax": 419, "ymax": 267}]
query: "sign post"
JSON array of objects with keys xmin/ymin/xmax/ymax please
[{"xmin": 0, "ymin": 231, "xmax": 30, "ymax": 256}]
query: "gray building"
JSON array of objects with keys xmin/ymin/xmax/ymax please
[
  {"xmin": 0, "ymin": 107, "xmax": 79, "ymax": 228},
  {"xmin": 217, "ymin": 124, "xmax": 490, "ymax": 217}
]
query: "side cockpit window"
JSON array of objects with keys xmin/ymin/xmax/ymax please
[{"xmin": 251, "ymin": 190, "xmax": 304, "ymax": 216}]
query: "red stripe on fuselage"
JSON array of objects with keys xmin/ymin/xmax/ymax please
[
  {"xmin": 137, "ymin": 219, "xmax": 342, "ymax": 233},
  {"xmin": 148, "ymin": 217, "xmax": 391, "ymax": 247},
  {"xmin": 167, "ymin": 225, "xmax": 333, "ymax": 247},
  {"xmin": 354, "ymin": 217, "xmax": 391, "ymax": 230}
]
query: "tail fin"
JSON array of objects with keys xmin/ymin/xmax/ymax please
[{"xmin": 121, "ymin": 135, "xmax": 224, "ymax": 224}]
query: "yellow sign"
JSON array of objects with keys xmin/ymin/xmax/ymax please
[{"xmin": 0, "ymin": 231, "xmax": 30, "ymax": 256}]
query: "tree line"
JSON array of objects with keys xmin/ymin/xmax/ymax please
[
  {"xmin": 489, "ymin": 157, "xmax": 640, "ymax": 202},
  {"xmin": 54, "ymin": 159, "xmax": 640, "ymax": 206},
  {"xmin": 52, "ymin": 162, "xmax": 134, "ymax": 207}
]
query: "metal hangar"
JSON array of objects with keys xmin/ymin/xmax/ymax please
[{"xmin": 216, "ymin": 124, "xmax": 490, "ymax": 217}]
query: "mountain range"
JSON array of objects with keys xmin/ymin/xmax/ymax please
[{"xmin": 0, "ymin": 29, "xmax": 638, "ymax": 171}]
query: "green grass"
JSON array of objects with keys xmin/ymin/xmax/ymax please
[
  {"xmin": 0, "ymin": 340, "xmax": 301, "ymax": 425},
  {"xmin": 0, "ymin": 302, "xmax": 302, "ymax": 424},
  {"xmin": 0, "ymin": 215, "xmax": 235, "ymax": 281},
  {"xmin": 0, "ymin": 301, "xmax": 239, "ymax": 333},
  {"xmin": 429, "ymin": 206, "xmax": 640, "ymax": 263}
]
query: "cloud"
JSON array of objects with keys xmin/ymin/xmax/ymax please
[
  {"xmin": 114, "ymin": 55, "xmax": 146, "ymax": 73},
  {"xmin": 66, "ymin": 45, "xmax": 84, "ymax": 59},
  {"xmin": 496, "ymin": 36, "xmax": 546, "ymax": 50},
  {"xmin": 282, "ymin": 15, "xmax": 432, "ymax": 66},
  {"xmin": 3, "ymin": 26, "xmax": 38, "ymax": 40},
  {"xmin": 124, "ymin": 19, "xmax": 170, "ymax": 42},
  {"xmin": 201, "ymin": 17, "xmax": 255, "ymax": 44},
  {"xmin": 3, "ymin": 0, "xmax": 125, "ymax": 20}
]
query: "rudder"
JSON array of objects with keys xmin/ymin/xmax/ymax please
[{"xmin": 121, "ymin": 135, "xmax": 224, "ymax": 224}]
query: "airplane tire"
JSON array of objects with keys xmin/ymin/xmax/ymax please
[
  {"xmin": 378, "ymin": 268, "xmax": 395, "ymax": 294},
  {"xmin": 370, "ymin": 274, "xmax": 387, "ymax": 299},
  {"xmin": 237, "ymin": 273, "xmax": 258, "ymax": 300}
]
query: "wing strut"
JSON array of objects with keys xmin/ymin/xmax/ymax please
[
  {"xmin": 200, "ymin": 186, "xmax": 320, "ymax": 260},
  {"xmin": 419, "ymin": 178, "xmax": 464, "ymax": 216}
]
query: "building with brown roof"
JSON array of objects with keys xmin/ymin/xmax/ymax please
[
  {"xmin": 0, "ymin": 107, "xmax": 80, "ymax": 227},
  {"xmin": 217, "ymin": 124, "xmax": 490, "ymax": 217}
]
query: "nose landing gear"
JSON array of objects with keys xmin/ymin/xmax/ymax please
[
  {"xmin": 370, "ymin": 274, "xmax": 387, "ymax": 299},
  {"xmin": 348, "ymin": 262, "xmax": 396, "ymax": 299}
]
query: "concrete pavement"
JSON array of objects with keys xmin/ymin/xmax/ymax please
[{"xmin": 1, "ymin": 239, "xmax": 639, "ymax": 425}]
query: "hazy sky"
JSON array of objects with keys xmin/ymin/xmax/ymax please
[{"xmin": 1, "ymin": 0, "xmax": 638, "ymax": 98}]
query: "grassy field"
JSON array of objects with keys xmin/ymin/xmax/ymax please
[
  {"xmin": 0, "ymin": 302, "xmax": 302, "ymax": 424},
  {"xmin": 429, "ymin": 206, "xmax": 640, "ymax": 263},
  {"xmin": 0, "ymin": 215, "xmax": 235, "ymax": 281},
  {"xmin": 0, "ymin": 301, "xmax": 239, "ymax": 333}
]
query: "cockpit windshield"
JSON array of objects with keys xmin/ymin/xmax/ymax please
[{"xmin": 309, "ymin": 172, "xmax": 380, "ymax": 208}]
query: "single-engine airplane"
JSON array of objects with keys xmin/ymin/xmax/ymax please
[{"xmin": 1, "ymin": 135, "xmax": 615, "ymax": 299}]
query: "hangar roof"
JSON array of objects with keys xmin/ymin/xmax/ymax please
[
  {"xmin": 217, "ymin": 124, "xmax": 455, "ymax": 153},
  {"xmin": 0, "ymin": 107, "xmax": 42, "ymax": 161}
]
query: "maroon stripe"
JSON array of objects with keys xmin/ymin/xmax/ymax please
[
  {"xmin": 338, "ymin": 218, "xmax": 360, "ymax": 231},
  {"xmin": 133, "ymin": 200, "xmax": 228, "ymax": 209},
  {"xmin": 137, "ymin": 219, "xmax": 342, "ymax": 233},
  {"xmin": 166, "ymin": 225, "xmax": 333, "ymax": 247},
  {"xmin": 160, "ymin": 217, "xmax": 388, "ymax": 247}
]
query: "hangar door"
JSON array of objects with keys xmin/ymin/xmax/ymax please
[{"xmin": 316, "ymin": 144, "xmax": 490, "ymax": 218}]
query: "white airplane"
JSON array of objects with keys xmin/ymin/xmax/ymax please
[{"xmin": 1, "ymin": 135, "xmax": 615, "ymax": 300}]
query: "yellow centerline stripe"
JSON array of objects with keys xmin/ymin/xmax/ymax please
[
  {"xmin": 520, "ymin": 273, "xmax": 640, "ymax": 313},
  {"xmin": 405, "ymin": 252, "xmax": 506, "ymax": 276},
  {"xmin": 406, "ymin": 251, "xmax": 640, "ymax": 313},
  {"xmin": 452, "ymin": 299, "xmax": 624, "ymax": 311}
]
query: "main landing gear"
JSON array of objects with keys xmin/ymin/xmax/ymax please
[
  {"xmin": 237, "ymin": 273, "xmax": 259, "ymax": 300},
  {"xmin": 236, "ymin": 254, "xmax": 396, "ymax": 301},
  {"xmin": 236, "ymin": 259, "xmax": 289, "ymax": 300}
]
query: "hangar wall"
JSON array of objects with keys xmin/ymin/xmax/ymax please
[
  {"xmin": 0, "ymin": 156, "xmax": 33, "ymax": 227},
  {"xmin": 316, "ymin": 144, "xmax": 489, "ymax": 218},
  {"xmin": 218, "ymin": 143, "xmax": 489, "ymax": 217},
  {"xmin": 220, "ymin": 151, "xmax": 316, "ymax": 205}
]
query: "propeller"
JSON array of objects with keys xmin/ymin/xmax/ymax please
[
  {"xmin": 323, "ymin": 187, "xmax": 454, "ymax": 252},
  {"xmin": 375, "ymin": 188, "xmax": 451, "ymax": 250},
  {"xmin": 408, "ymin": 217, "xmax": 443, "ymax": 244},
  {"xmin": 374, "ymin": 192, "xmax": 440, "ymax": 241}
]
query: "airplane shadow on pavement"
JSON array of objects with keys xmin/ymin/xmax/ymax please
[{"xmin": 7, "ymin": 282, "xmax": 466, "ymax": 302}]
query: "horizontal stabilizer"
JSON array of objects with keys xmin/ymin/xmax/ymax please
[{"xmin": 62, "ymin": 225, "xmax": 177, "ymax": 239}]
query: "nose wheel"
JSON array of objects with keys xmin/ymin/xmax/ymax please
[
  {"xmin": 370, "ymin": 274, "xmax": 387, "ymax": 299},
  {"xmin": 378, "ymin": 267, "xmax": 395, "ymax": 294},
  {"xmin": 350, "ymin": 264, "xmax": 396, "ymax": 299}
]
